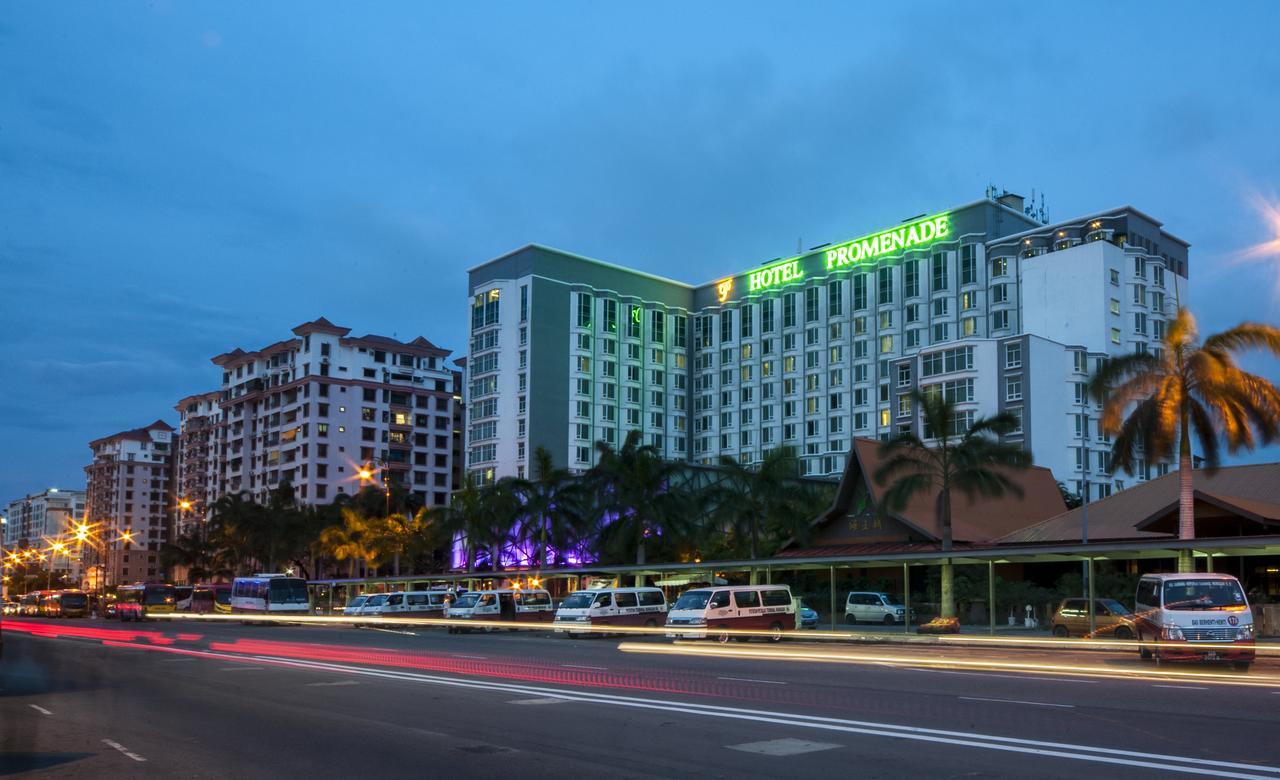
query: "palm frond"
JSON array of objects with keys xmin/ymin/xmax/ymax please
[{"xmin": 1201, "ymin": 322, "xmax": 1280, "ymax": 357}]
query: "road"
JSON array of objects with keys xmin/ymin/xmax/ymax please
[{"xmin": 2, "ymin": 617, "xmax": 1279, "ymax": 779}]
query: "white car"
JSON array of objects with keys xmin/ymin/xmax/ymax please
[{"xmin": 342, "ymin": 595, "xmax": 369, "ymax": 616}]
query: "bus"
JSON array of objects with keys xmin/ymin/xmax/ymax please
[
  {"xmin": 175, "ymin": 586, "xmax": 194, "ymax": 611},
  {"xmin": 191, "ymin": 583, "xmax": 232, "ymax": 614},
  {"xmin": 116, "ymin": 584, "xmax": 178, "ymax": 621},
  {"xmin": 230, "ymin": 575, "xmax": 311, "ymax": 617}
]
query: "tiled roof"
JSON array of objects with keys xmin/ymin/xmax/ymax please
[{"xmin": 997, "ymin": 463, "xmax": 1280, "ymax": 544}]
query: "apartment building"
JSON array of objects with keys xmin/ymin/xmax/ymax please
[
  {"xmin": 3, "ymin": 488, "xmax": 86, "ymax": 555},
  {"xmin": 465, "ymin": 191, "xmax": 1187, "ymax": 500},
  {"xmin": 83, "ymin": 420, "xmax": 175, "ymax": 586},
  {"xmin": 210, "ymin": 318, "xmax": 459, "ymax": 508},
  {"xmin": 174, "ymin": 391, "xmax": 222, "ymax": 537}
]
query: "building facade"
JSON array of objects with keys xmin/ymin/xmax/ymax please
[
  {"xmin": 465, "ymin": 192, "xmax": 1187, "ymax": 499},
  {"xmin": 83, "ymin": 420, "xmax": 176, "ymax": 586},
  {"xmin": 174, "ymin": 391, "xmax": 223, "ymax": 537},
  {"xmin": 3, "ymin": 489, "xmax": 87, "ymax": 582},
  {"xmin": 209, "ymin": 318, "xmax": 459, "ymax": 508}
]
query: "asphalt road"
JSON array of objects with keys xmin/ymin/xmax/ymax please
[{"xmin": 3, "ymin": 617, "xmax": 1279, "ymax": 779}]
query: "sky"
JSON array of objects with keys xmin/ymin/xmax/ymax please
[{"xmin": 2, "ymin": 2, "xmax": 1280, "ymax": 502}]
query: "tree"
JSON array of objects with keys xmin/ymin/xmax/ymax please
[
  {"xmin": 435, "ymin": 480, "xmax": 492, "ymax": 574},
  {"xmin": 1057, "ymin": 482, "xmax": 1084, "ymax": 510},
  {"xmin": 318, "ymin": 509, "xmax": 382, "ymax": 579},
  {"xmin": 1090, "ymin": 308, "xmax": 1280, "ymax": 571},
  {"xmin": 160, "ymin": 530, "xmax": 230, "ymax": 584},
  {"xmin": 512, "ymin": 447, "xmax": 588, "ymax": 569},
  {"xmin": 874, "ymin": 389, "xmax": 1032, "ymax": 619},
  {"xmin": 712, "ymin": 447, "xmax": 805, "ymax": 561},
  {"xmin": 588, "ymin": 430, "xmax": 688, "ymax": 572}
]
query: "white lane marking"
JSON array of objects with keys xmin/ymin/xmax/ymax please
[
  {"xmin": 306, "ymin": 680, "xmax": 360, "ymax": 687},
  {"xmin": 218, "ymin": 666, "xmax": 265, "ymax": 671},
  {"xmin": 728, "ymin": 737, "xmax": 840, "ymax": 756},
  {"xmin": 102, "ymin": 739, "xmax": 147, "ymax": 762},
  {"xmin": 718, "ymin": 676, "xmax": 788, "ymax": 685},
  {"xmin": 369, "ymin": 627, "xmax": 417, "ymax": 637},
  {"xmin": 29, "ymin": 704, "xmax": 53, "ymax": 716},
  {"xmin": 909, "ymin": 668, "xmax": 1098, "ymax": 684},
  {"xmin": 238, "ymin": 652, "xmax": 1280, "ymax": 779},
  {"xmin": 959, "ymin": 696, "xmax": 1074, "ymax": 709},
  {"xmin": 561, "ymin": 664, "xmax": 608, "ymax": 670},
  {"xmin": 452, "ymin": 654, "xmax": 487, "ymax": 659},
  {"xmin": 507, "ymin": 697, "xmax": 568, "ymax": 705},
  {"xmin": 1154, "ymin": 685, "xmax": 1209, "ymax": 691}
]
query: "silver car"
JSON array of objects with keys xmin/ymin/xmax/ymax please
[{"xmin": 845, "ymin": 592, "xmax": 914, "ymax": 625}]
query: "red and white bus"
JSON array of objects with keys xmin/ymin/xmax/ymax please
[
  {"xmin": 553, "ymin": 587, "xmax": 667, "ymax": 636},
  {"xmin": 665, "ymin": 584, "xmax": 796, "ymax": 642}
]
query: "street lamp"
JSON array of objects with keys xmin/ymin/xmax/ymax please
[{"xmin": 358, "ymin": 461, "xmax": 392, "ymax": 518}]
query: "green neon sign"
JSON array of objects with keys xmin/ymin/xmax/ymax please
[
  {"xmin": 824, "ymin": 213, "xmax": 951, "ymax": 271},
  {"xmin": 747, "ymin": 258, "xmax": 804, "ymax": 292}
]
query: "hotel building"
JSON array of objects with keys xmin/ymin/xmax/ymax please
[
  {"xmin": 83, "ymin": 420, "xmax": 176, "ymax": 585},
  {"xmin": 174, "ymin": 391, "xmax": 223, "ymax": 536},
  {"xmin": 208, "ymin": 318, "xmax": 460, "ymax": 508},
  {"xmin": 465, "ymin": 191, "xmax": 1187, "ymax": 498},
  {"xmin": 3, "ymin": 487, "xmax": 86, "ymax": 551}
]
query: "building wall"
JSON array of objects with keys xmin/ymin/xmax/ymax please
[
  {"xmin": 465, "ymin": 197, "xmax": 1187, "ymax": 497},
  {"xmin": 83, "ymin": 422, "xmax": 175, "ymax": 586}
]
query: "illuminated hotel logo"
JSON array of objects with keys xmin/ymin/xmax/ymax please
[
  {"xmin": 825, "ymin": 213, "xmax": 951, "ymax": 270},
  {"xmin": 747, "ymin": 258, "xmax": 804, "ymax": 292},
  {"xmin": 716, "ymin": 278, "xmax": 734, "ymax": 302}
]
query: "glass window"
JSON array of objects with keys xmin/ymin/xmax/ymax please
[{"xmin": 734, "ymin": 590, "xmax": 761, "ymax": 608}]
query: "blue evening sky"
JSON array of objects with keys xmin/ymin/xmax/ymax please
[{"xmin": 2, "ymin": 2, "xmax": 1279, "ymax": 501}]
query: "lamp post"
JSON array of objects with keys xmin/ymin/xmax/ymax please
[
  {"xmin": 0, "ymin": 515, "xmax": 8, "ymax": 600},
  {"xmin": 1080, "ymin": 390, "xmax": 1094, "ymax": 637}
]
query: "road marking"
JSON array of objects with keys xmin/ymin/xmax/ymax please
[
  {"xmin": 94, "ymin": 641, "xmax": 1280, "ymax": 779},
  {"xmin": 306, "ymin": 680, "xmax": 360, "ymax": 687},
  {"xmin": 238, "ymin": 652, "xmax": 1279, "ymax": 779},
  {"xmin": 28, "ymin": 704, "xmax": 53, "ymax": 716},
  {"xmin": 102, "ymin": 739, "xmax": 147, "ymax": 762},
  {"xmin": 718, "ymin": 676, "xmax": 787, "ymax": 685},
  {"xmin": 218, "ymin": 666, "xmax": 265, "ymax": 671},
  {"xmin": 728, "ymin": 737, "xmax": 840, "ymax": 756},
  {"xmin": 369, "ymin": 627, "xmax": 418, "ymax": 636},
  {"xmin": 958, "ymin": 696, "xmax": 1074, "ymax": 709},
  {"xmin": 1154, "ymin": 685, "xmax": 1209, "ymax": 690},
  {"xmin": 561, "ymin": 664, "xmax": 608, "ymax": 670},
  {"xmin": 507, "ymin": 697, "xmax": 567, "ymax": 705},
  {"xmin": 909, "ymin": 668, "xmax": 1098, "ymax": 684},
  {"xmin": 452, "ymin": 654, "xmax": 487, "ymax": 660}
]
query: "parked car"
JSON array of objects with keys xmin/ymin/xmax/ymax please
[
  {"xmin": 1, "ymin": 601, "xmax": 19, "ymax": 616},
  {"xmin": 797, "ymin": 599, "xmax": 819, "ymax": 629},
  {"xmin": 342, "ymin": 595, "xmax": 369, "ymax": 616},
  {"xmin": 845, "ymin": 592, "xmax": 915, "ymax": 625},
  {"xmin": 1050, "ymin": 598, "xmax": 1135, "ymax": 639}
]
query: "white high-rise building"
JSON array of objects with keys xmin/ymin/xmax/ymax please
[
  {"xmin": 209, "ymin": 318, "xmax": 461, "ymax": 508},
  {"xmin": 465, "ymin": 193, "xmax": 1186, "ymax": 500}
]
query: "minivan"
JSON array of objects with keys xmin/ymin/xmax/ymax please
[
  {"xmin": 381, "ymin": 590, "xmax": 454, "ymax": 621},
  {"xmin": 665, "ymin": 584, "xmax": 796, "ymax": 642},
  {"xmin": 553, "ymin": 587, "xmax": 667, "ymax": 636},
  {"xmin": 1134, "ymin": 573, "xmax": 1255, "ymax": 671},
  {"xmin": 845, "ymin": 592, "xmax": 914, "ymax": 625},
  {"xmin": 445, "ymin": 589, "xmax": 554, "ymax": 633}
]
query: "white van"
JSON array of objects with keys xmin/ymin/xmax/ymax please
[
  {"xmin": 845, "ymin": 592, "xmax": 915, "ymax": 625},
  {"xmin": 665, "ymin": 584, "xmax": 796, "ymax": 642},
  {"xmin": 355, "ymin": 593, "xmax": 389, "ymax": 617},
  {"xmin": 1134, "ymin": 573, "xmax": 1255, "ymax": 671},
  {"xmin": 553, "ymin": 587, "xmax": 667, "ymax": 636},
  {"xmin": 444, "ymin": 589, "xmax": 554, "ymax": 633},
  {"xmin": 381, "ymin": 590, "xmax": 453, "ymax": 621}
]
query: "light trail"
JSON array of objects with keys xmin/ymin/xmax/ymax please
[{"xmin": 617, "ymin": 641, "xmax": 1280, "ymax": 689}]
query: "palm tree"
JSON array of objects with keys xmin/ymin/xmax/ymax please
[
  {"xmin": 1090, "ymin": 308, "xmax": 1280, "ymax": 570},
  {"xmin": 513, "ymin": 447, "xmax": 588, "ymax": 569},
  {"xmin": 712, "ymin": 447, "xmax": 804, "ymax": 562},
  {"xmin": 160, "ymin": 530, "xmax": 227, "ymax": 584},
  {"xmin": 435, "ymin": 480, "xmax": 492, "ymax": 574},
  {"xmin": 874, "ymin": 389, "xmax": 1031, "ymax": 619},
  {"xmin": 588, "ymin": 430, "xmax": 688, "ymax": 575},
  {"xmin": 318, "ymin": 509, "xmax": 381, "ymax": 579}
]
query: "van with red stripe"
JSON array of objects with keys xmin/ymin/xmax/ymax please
[
  {"xmin": 1134, "ymin": 573, "xmax": 1255, "ymax": 672},
  {"xmin": 665, "ymin": 584, "xmax": 796, "ymax": 642},
  {"xmin": 553, "ymin": 587, "xmax": 667, "ymax": 636}
]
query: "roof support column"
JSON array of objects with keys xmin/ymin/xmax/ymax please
[
  {"xmin": 1087, "ymin": 557, "xmax": 1096, "ymax": 637},
  {"xmin": 903, "ymin": 563, "xmax": 911, "ymax": 635},
  {"xmin": 829, "ymin": 566, "xmax": 837, "ymax": 632},
  {"xmin": 1204, "ymin": 551, "xmax": 1213, "ymax": 573},
  {"xmin": 988, "ymin": 560, "xmax": 995, "ymax": 636}
]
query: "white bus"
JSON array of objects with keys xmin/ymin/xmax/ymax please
[{"xmin": 230, "ymin": 574, "xmax": 311, "ymax": 616}]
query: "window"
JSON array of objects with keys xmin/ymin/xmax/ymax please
[
  {"xmin": 1110, "ymin": 327, "xmax": 1121, "ymax": 344},
  {"xmin": 674, "ymin": 315, "xmax": 687, "ymax": 348},
  {"xmin": 962, "ymin": 317, "xmax": 977, "ymax": 335},
  {"xmin": 604, "ymin": 299, "xmax": 618, "ymax": 333},
  {"xmin": 804, "ymin": 286, "xmax": 819, "ymax": 323},
  {"xmin": 1134, "ymin": 312, "xmax": 1147, "ymax": 335},
  {"xmin": 897, "ymin": 395, "xmax": 912, "ymax": 418},
  {"xmin": 1110, "ymin": 268, "xmax": 1121, "ymax": 286},
  {"xmin": 1004, "ymin": 342, "xmax": 1022, "ymax": 368},
  {"xmin": 576, "ymin": 293, "xmax": 592, "ymax": 328},
  {"xmin": 921, "ymin": 346, "xmax": 973, "ymax": 377},
  {"xmin": 924, "ymin": 378, "xmax": 974, "ymax": 404},
  {"xmin": 853, "ymin": 274, "xmax": 867, "ymax": 310},
  {"xmin": 1072, "ymin": 350, "xmax": 1088, "ymax": 374},
  {"xmin": 932, "ymin": 323, "xmax": 948, "ymax": 344},
  {"xmin": 904, "ymin": 260, "xmax": 919, "ymax": 298},
  {"xmin": 878, "ymin": 266, "xmax": 893, "ymax": 305},
  {"xmin": 990, "ymin": 311, "xmax": 1008, "ymax": 330},
  {"xmin": 740, "ymin": 306, "xmax": 753, "ymax": 338},
  {"xmin": 627, "ymin": 306, "xmax": 641, "ymax": 339},
  {"xmin": 827, "ymin": 282, "xmax": 843, "ymax": 316},
  {"xmin": 1005, "ymin": 375, "xmax": 1022, "ymax": 401},
  {"xmin": 879, "ymin": 335, "xmax": 894, "ymax": 354},
  {"xmin": 991, "ymin": 256, "xmax": 1008, "ymax": 277},
  {"xmin": 961, "ymin": 291, "xmax": 977, "ymax": 311},
  {"xmin": 1110, "ymin": 298, "xmax": 1121, "ymax": 315},
  {"xmin": 931, "ymin": 298, "xmax": 948, "ymax": 317},
  {"xmin": 992, "ymin": 283, "xmax": 1008, "ymax": 304},
  {"xmin": 905, "ymin": 329, "xmax": 921, "ymax": 348},
  {"xmin": 783, "ymin": 294, "xmax": 796, "ymax": 328},
  {"xmin": 878, "ymin": 310, "xmax": 893, "ymax": 329},
  {"xmin": 896, "ymin": 363, "xmax": 911, "ymax": 387},
  {"xmin": 760, "ymin": 299, "xmax": 774, "ymax": 332},
  {"xmin": 931, "ymin": 253, "xmax": 948, "ymax": 290},
  {"xmin": 519, "ymin": 284, "xmax": 528, "ymax": 322},
  {"xmin": 960, "ymin": 244, "xmax": 977, "ymax": 285}
]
